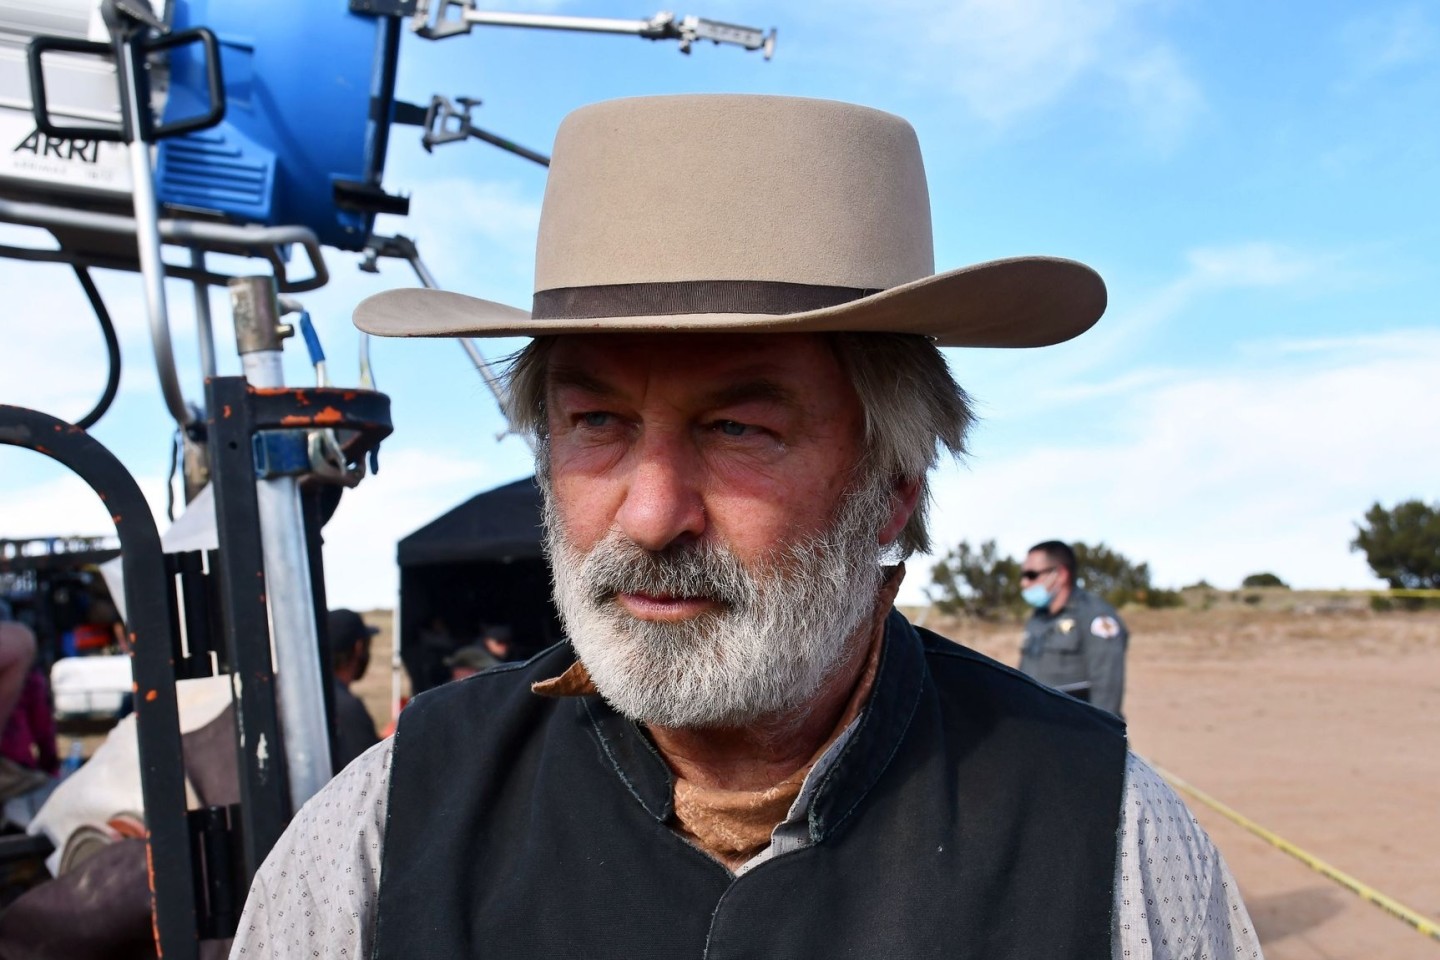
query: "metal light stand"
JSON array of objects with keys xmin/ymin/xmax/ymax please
[{"xmin": 226, "ymin": 277, "xmax": 335, "ymax": 809}]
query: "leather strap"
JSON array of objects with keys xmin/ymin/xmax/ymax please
[{"xmin": 532, "ymin": 280, "xmax": 881, "ymax": 319}]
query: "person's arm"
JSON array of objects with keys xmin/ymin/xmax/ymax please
[
  {"xmin": 1111, "ymin": 754, "xmax": 1263, "ymax": 959},
  {"xmin": 0, "ymin": 623, "xmax": 36, "ymax": 731},
  {"xmin": 28, "ymin": 673, "xmax": 59, "ymax": 775},
  {"xmin": 1084, "ymin": 614, "xmax": 1127, "ymax": 716},
  {"xmin": 230, "ymin": 738, "xmax": 392, "ymax": 959}
]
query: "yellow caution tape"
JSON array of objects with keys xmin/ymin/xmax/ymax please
[
  {"xmin": 1305, "ymin": 589, "xmax": 1440, "ymax": 598},
  {"xmin": 1156, "ymin": 767, "xmax": 1440, "ymax": 943}
]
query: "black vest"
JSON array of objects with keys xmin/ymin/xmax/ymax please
[{"xmin": 376, "ymin": 612, "xmax": 1127, "ymax": 959}]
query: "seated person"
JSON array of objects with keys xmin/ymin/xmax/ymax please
[{"xmin": 443, "ymin": 625, "xmax": 512, "ymax": 681}]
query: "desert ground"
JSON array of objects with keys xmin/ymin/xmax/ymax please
[{"xmin": 351, "ymin": 594, "xmax": 1440, "ymax": 959}]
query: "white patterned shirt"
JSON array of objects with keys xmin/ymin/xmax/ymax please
[{"xmin": 231, "ymin": 742, "xmax": 1261, "ymax": 959}]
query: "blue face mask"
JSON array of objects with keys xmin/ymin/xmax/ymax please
[{"xmin": 1022, "ymin": 584, "xmax": 1052, "ymax": 609}]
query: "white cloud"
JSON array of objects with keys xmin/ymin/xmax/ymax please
[
  {"xmin": 1079, "ymin": 241, "xmax": 1335, "ymax": 360},
  {"xmin": 854, "ymin": 0, "xmax": 1205, "ymax": 148},
  {"xmin": 0, "ymin": 467, "xmax": 169, "ymax": 541},
  {"xmin": 0, "ymin": 244, "xmax": 210, "ymax": 426},
  {"xmin": 907, "ymin": 328, "xmax": 1440, "ymax": 602},
  {"xmin": 376, "ymin": 177, "xmax": 540, "ymax": 303},
  {"xmin": 1111, "ymin": 43, "xmax": 1204, "ymax": 152},
  {"xmin": 991, "ymin": 241, "xmax": 1343, "ymax": 416},
  {"xmin": 910, "ymin": 0, "xmax": 1121, "ymax": 124},
  {"xmin": 1181, "ymin": 242, "xmax": 1330, "ymax": 288},
  {"xmin": 1339, "ymin": 4, "xmax": 1438, "ymax": 81},
  {"xmin": 319, "ymin": 447, "xmax": 510, "ymax": 610}
]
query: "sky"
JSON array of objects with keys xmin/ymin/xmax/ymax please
[{"xmin": 2, "ymin": 0, "xmax": 1438, "ymax": 610}]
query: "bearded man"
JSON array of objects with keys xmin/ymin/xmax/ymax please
[{"xmin": 231, "ymin": 96, "xmax": 1262, "ymax": 959}]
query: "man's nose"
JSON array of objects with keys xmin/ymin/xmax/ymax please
[{"xmin": 614, "ymin": 431, "xmax": 706, "ymax": 551}]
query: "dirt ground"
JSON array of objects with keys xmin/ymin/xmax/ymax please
[
  {"xmin": 351, "ymin": 603, "xmax": 1440, "ymax": 958},
  {"xmin": 938, "ymin": 604, "xmax": 1440, "ymax": 959}
]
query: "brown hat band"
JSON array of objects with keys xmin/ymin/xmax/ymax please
[{"xmin": 531, "ymin": 279, "xmax": 883, "ymax": 320}]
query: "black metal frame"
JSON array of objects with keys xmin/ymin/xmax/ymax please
[{"xmin": 0, "ymin": 406, "xmax": 199, "ymax": 960}]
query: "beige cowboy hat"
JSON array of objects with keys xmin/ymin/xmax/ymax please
[{"xmin": 354, "ymin": 94, "xmax": 1105, "ymax": 347}]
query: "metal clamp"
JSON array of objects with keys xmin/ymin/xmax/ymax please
[
  {"xmin": 419, "ymin": 95, "xmax": 550, "ymax": 166},
  {"xmin": 251, "ymin": 431, "xmax": 310, "ymax": 479}
]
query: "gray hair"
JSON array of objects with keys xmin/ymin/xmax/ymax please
[{"xmin": 502, "ymin": 332, "xmax": 972, "ymax": 558}]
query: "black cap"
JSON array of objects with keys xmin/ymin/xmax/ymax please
[{"xmin": 328, "ymin": 609, "xmax": 378, "ymax": 649}]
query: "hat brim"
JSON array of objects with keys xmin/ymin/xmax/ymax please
[{"xmin": 353, "ymin": 256, "xmax": 1105, "ymax": 349}]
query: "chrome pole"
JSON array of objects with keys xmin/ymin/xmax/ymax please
[
  {"xmin": 230, "ymin": 277, "xmax": 334, "ymax": 811},
  {"xmin": 191, "ymin": 249, "xmax": 217, "ymax": 381},
  {"xmin": 117, "ymin": 34, "xmax": 195, "ymax": 428}
]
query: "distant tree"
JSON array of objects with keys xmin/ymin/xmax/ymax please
[
  {"xmin": 1183, "ymin": 579, "xmax": 1215, "ymax": 591},
  {"xmin": 1071, "ymin": 542, "xmax": 1151, "ymax": 608},
  {"xmin": 1145, "ymin": 587, "xmax": 1186, "ymax": 608},
  {"xmin": 1351, "ymin": 500, "xmax": 1440, "ymax": 590},
  {"xmin": 1071, "ymin": 541, "xmax": 1184, "ymax": 609},
  {"xmin": 927, "ymin": 540, "xmax": 1025, "ymax": 621},
  {"xmin": 1241, "ymin": 572, "xmax": 1289, "ymax": 589}
]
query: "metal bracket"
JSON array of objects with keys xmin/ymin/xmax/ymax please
[
  {"xmin": 251, "ymin": 431, "xmax": 310, "ymax": 479},
  {"xmin": 350, "ymin": 0, "xmax": 418, "ymax": 15},
  {"xmin": 307, "ymin": 430, "xmax": 366, "ymax": 487},
  {"xmin": 409, "ymin": 1, "xmax": 775, "ymax": 58},
  {"xmin": 419, "ymin": 95, "xmax": 550, "ymax": 166}
]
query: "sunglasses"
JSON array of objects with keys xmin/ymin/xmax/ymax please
[{"xmin": 1019, "ymin": 567, "xmax": 1056, "ymax": 582}]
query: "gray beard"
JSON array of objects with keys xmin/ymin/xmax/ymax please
[{"xmin": 543, "ymin": 478, "xmax": 892, "ymax": 729}]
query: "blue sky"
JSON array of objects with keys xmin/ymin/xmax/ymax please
[{"xmin": 2, "ymin": 0, "xmax": 1437, "ymax": 609}]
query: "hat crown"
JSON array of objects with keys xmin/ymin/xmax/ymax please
[{"xmin": 534, "ymin": 95, "xmax": 935, "ymax": 297}]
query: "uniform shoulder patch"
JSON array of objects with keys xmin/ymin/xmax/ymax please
[{"xmin": 1090, "ymin": 615, "xmax": 1121, "ymax": 639}]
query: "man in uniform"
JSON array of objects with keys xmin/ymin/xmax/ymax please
[
  {"xmin": 1019, "ymin": 540, "xmax": 1129, "ymax": 716},
  {"xmin": 230, "ymin": 95, "xmax": 1259, "ymax": 959}
]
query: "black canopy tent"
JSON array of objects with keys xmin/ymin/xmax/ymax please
[{"xmin": 397, "ymin": 476, "xmax": 561, "ymax": 693}]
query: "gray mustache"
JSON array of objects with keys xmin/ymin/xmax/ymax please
[{"xmin": 579, "ymin": 538, "xmax": 758, "ymax": 608}]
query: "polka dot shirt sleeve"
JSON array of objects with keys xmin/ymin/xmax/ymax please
[
  {"xmin": 229, "ymin": 737, "xmax": 393, "ymax": 960},
  {"xmin": 1113, "ymin": 752, "xmax": 1263, "ymax": 959}
]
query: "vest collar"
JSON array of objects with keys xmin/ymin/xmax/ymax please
[{"xmin": 579, "ymin": 609, "xmax": 928, "ymax": 840}]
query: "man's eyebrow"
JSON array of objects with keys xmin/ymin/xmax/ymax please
[
  {"xmin": 546, "ymin": 367, "xmax": 801, "ymax": 411},
  {"xmin": 701, "ymin": 377, "xmax": 801, "ymax": 412},
  {"xmin": 547, "ymin": 365, "xmax": 619, "ymax": 399}
]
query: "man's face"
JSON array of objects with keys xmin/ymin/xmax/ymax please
[
  {"xmin": 352, "ymin": 639, "xmax": 371, "ymax": 682},
  {"xmin": 542, "ymin": 333, "xmax": 903, "ymax": 728},
  {"xmin": 1022, "ymin": 550, "xmax": 1068, "ymax": 595}
]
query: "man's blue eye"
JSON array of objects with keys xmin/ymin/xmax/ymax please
[
  {"xmin": 716, "ymin": 420, "xmax": 748, "ymax": 437},
  {"xmin": 581, "ymin": 412, "xmax": 610, "ymax": 427}
]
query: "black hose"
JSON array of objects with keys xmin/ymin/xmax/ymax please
[
  {"xmin": 166, "ymin": 428, "xmax": 180, "ymax": 522},
  {"xmin": 72, "ymin": 265, "xmax": 121, "ymax": 431}
]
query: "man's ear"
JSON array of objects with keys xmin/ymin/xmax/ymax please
[{"xmin": 877, "ymin": 477, "xmax": 922, "ymax": 547}]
